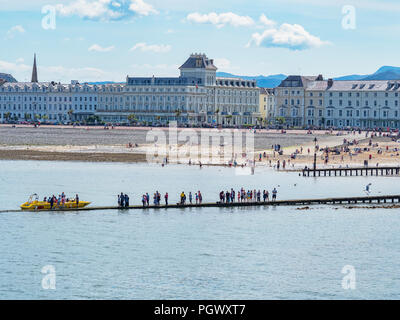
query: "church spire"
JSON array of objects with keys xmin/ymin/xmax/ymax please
[{"xmin": 31, "ymin": 53, "xmax": 38, "ymax": 83}]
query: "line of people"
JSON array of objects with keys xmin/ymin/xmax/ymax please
[
  {"xmin": 180, "ymin": 191, "xmax": 202, "ymax": 205},
  {"xmin": 118, "ymin": 192, "xmax": 130, "ymax": 208},
  {"xmin": 219, "ymin": 188, "xmax": 278, "ymax": 203}
]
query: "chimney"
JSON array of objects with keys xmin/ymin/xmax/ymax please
[{"xmin": 328, "ymin": 78, "xmax": 333, "ymax": 88}]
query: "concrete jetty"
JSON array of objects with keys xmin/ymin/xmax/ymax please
[{"xmin": 1, "ymin": 194, "xmax": 400, "ymax": 213}]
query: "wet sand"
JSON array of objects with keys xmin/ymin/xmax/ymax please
[{"xmin": 1, "ymin": 124, "xmax": 399, "ymax": 167}]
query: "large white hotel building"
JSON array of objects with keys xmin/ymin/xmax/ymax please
[
  {"xmin": 2, "ymin": 53, "xmax": 400, "ymax": 130},
  {"xmin": 0, "ymin": 54, "xmax": 260, "ymax": 126},
  {"xmin": 275, "ymin": 75, "xmax": 400, "ymax": 129}
]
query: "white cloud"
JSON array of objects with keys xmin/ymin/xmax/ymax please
[
  {"xmin": 55, "ymin": 0, "xmax": 157, "ymax": 21},
  {"xmin": 247, "ymin": 23, "xmax": 330, "ymax": 50},
  {"xmin": 130, "ymin": 63, "xmax": 180, "ymax": 76},
  {"xmin": 213, "ymin": 58, "xmax": 231, "ymax": 69},
  {"xmin": 129, "ymin": 0, "xmax": 158, "ymax": 16},
  {"xmin": 186, "ymin": 12, "xmax": 254, "ymax": 28},
  {"xmin": 130, "ymin": 42, "xmax": 171, "ymax": 53},
  {"xmin": 88, "ymin": 44, "xmax": 115, "ymax": 52},
  {"xmin": 259, "ymin": 14, "xmax": 276, "ymax": 27},
  {"xmin": 16, "ymin": 58, "xmax": 24, "ymax": 63},
  {"xmin": 6, "ymin": 25, "xmax": 25, "ymax": 39}
]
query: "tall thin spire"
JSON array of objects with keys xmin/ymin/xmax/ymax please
[{"xmin": 31, "ymin": 53, "xmax": 38, "ymax": 83}]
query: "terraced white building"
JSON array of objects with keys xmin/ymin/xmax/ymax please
[
  {"xmin": 275, "ymin": 75, "xmax": 400, "ymax": 129},
  {"xmin": 0, "ymin": 54, "xmax": 260, "ymax": 126}
]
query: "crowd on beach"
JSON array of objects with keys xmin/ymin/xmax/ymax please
[
  {"xmin": 219, "ymin": 187, "xmax": 278, "ymax": 203},
  {"xmin": 43, "ymin": 192, "xmax": 80, "ymax": 209}
]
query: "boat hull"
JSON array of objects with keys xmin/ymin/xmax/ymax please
[{"xmin": 20, "ymin": 201, "xmax": 91, "ymax": 211}]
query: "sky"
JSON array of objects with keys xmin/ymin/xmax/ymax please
[{"xmin": 1, "ymin": 0, "xmax": 400, "ymax": 83}]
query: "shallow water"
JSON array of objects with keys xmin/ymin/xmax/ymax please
[{"xmin": 0, "ymin": 160, "xmax": 399, "ymax": 299}]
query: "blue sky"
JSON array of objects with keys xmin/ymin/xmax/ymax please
[{"xmin": 1, "ymin": 0, "xmax": 400, "ymax": 82}]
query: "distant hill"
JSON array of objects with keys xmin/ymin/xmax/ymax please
[
  {"xmin": 217, "ymin": 72, "xmax": 286, "ymax": 88},
  {"xmin": 0, "ymin": 73, "xmax": 17, "ymax": 83},
  {"xmin": 334, "ymin": 66, "xmax": 400, "ymax": 81},
  {"xmin": 80, "ymin": 66, "xmax": 400, "ymax": 88}
]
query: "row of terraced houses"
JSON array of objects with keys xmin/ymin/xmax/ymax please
[{"xmin": 2, "ymin": 54, "xmax": 400, "ymax": 129}]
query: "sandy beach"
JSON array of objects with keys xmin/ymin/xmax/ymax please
[{"xmin": 1, "ymin": 124, "xmax": 399, "ymax": 168}]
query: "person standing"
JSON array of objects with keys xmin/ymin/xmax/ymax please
[
  {"xmin": 164, "ymin": 192, "xmax": 168, "ymax": 206},
  {"xmin": 272, "ymin": 188, "xmax": 277, "ymax": 201},
  {"xmin": 189, "ymin": 192, "xmax": 193, "ymax": 204},
  {"xmin": 120, "ymin": 192, "xmax": 125, "ymax": 207},
  {"xmin": 125, "ymin": 194, "xmax": 129, "ymax": 208},
  {"xmin": 50, "ymin": 195, "xmax": 54, "ymax": 210},
  {"xmin": 198, "ymin": 191, "xmax": 202, "ymax": 204},
  {"xmin": 75, "ymin": 194, "xmax": 79, "ymax": 208},
  {"xmin": 142, "ymin": 195, "xmax": 146, "ymax": 207}
]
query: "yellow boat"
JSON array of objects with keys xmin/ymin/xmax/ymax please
[{"xmin": 20, "ymin": 194, "xmax": 91, "ymax": 211}]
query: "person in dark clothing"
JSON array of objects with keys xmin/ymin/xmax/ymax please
[
  {"xmin": 120, "ymin": 192, "xmax": 125, "ymax": 207},
  {"xmin": 124, "ymin": 194, "xmax": 129, "ymax": 208},
  {"xmin": 50, "ymin": 195, "xmax": 54, "ymax": 209}
]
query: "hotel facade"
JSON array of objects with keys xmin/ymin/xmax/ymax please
[
  {"xmin": 0, "ymin": 54, "xmax": 260, "ymax": 126},
  {"xmin": 275, "ymin": 75, "xmax": 400, "ymax": 129}
]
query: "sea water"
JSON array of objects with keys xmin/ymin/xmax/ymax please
[{"xmin": 0, "ymin": 160, "xmax": 399, "ymax": 299}]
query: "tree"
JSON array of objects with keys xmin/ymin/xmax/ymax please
[
  {"xmin": 225, "ymin": 114, "xmax": 233, "ymax": 126},
  {"xmin": 4, "ymin": 112, "xmax": 11, "ymax": 122},
  {"xmin": 67, "ymin": 109, "xmax": 74, "ymax": 121},
  {"xmin": 127, "ymin": 113, "xmax": 138, "ymax": 124},
  {"xmin": 86, "ymin": 115, "xmax": 102, "ymax": 125},
  {"xmin": 276, "ymin": 116, "xmax": 286, "ymax": 125}
]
